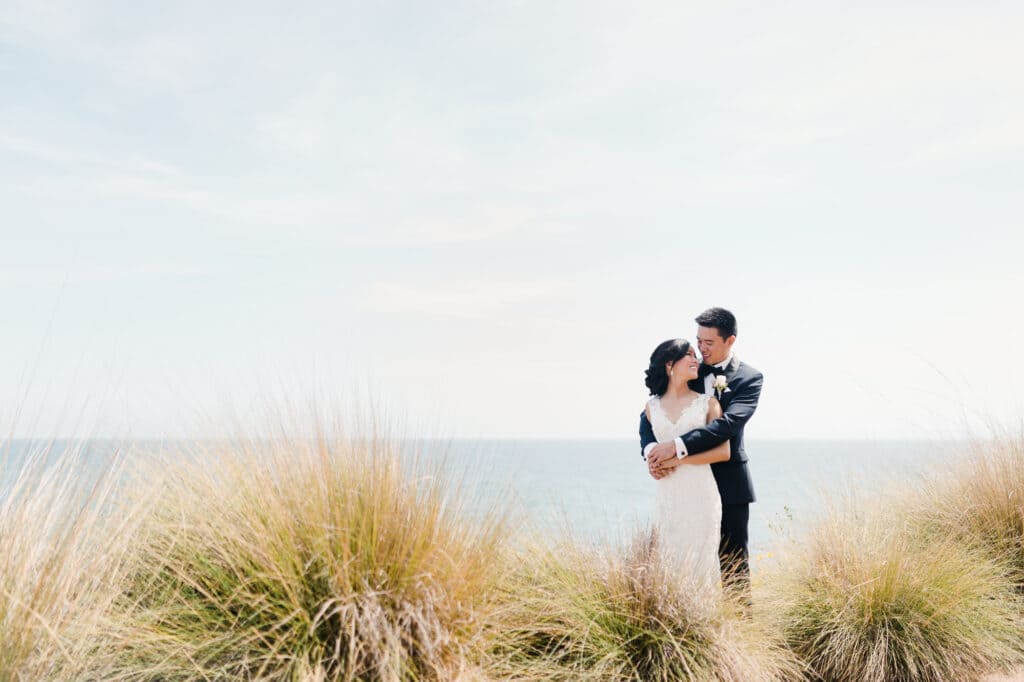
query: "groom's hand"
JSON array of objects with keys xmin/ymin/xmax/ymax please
[
  {"xmin": 647, "ymin": 441, "xmax": 677, "ymax": 480},
  {"xmin": 647, "ymin": 441, "xmax": 676, "ymax": 468}
]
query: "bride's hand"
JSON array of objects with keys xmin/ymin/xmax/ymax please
[
  {"xmin": 648, "ymin": 457, "xmax": 667, "ymax": 479},
  {"xmin": 650, "ymin": 454, "xmax": 683, "ymax": 479}
]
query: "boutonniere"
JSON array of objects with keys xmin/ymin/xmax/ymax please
[{"xmin": 712, "ymin": 375, "xmax": 730, "ymax": 398}]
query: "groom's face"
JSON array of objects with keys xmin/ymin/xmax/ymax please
[{"xmin": 697, "ymin": 326, "xmax": 735, "ymax": 366}]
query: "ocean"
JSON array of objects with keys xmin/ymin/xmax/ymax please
[
  {"xmin": 437, "ymin": 439, "xmax": 943, "ymax": 561},
  {"xmin": 1, "ymin": 438, "xmax": 944, "ymax": 563}
]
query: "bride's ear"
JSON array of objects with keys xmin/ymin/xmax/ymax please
[{"xmin": 665, "ymin": 361, "xmax": 674, "ymax": 376}]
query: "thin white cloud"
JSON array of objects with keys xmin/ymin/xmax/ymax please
[
  {"xmin": 382, "ymin": 205, "xmax": 578, "ymax": 245},
  {"xmin": 0, "ymin": 262, "xmax": 213, "ymax": 287},
  {"xmin": 252, "ymin": 79, "xmax": 341, "ymax": 155},
  {"xmin": 122, "ymin": 34, "xmax": 204, "ymax": 89},
  {"xmin": 0, "ymin": 131, "xmax": 181, "ymax": 176},
  {"xmin": 910, "ymin": 119, "xmax": 1024, "ymax": 164},
  {"xmin": 362, "ymin": 278, "xmax": 572, "ymax": 319},
  {"xmin": 0, "ymin": 0, "xmax": 82, "ymax": 44},
  {"xmin": 8, "ymin": 173, "xmax": 359, "ymax": 229}
]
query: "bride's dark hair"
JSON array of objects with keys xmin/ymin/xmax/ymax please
[{"xmin": 645, "ymin": 339, "xmax": 692, "ymax": 397}]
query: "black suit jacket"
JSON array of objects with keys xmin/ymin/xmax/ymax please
[{"xmin": 639, "ymin": 356, "xmax": 762, "ymax": 505}]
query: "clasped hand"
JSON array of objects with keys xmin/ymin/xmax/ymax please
[{"xmin": 647, "ymin": 441, "xmax": 684, "ymax": 480}]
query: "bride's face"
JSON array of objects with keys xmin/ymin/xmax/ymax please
[{"xmin": 668, "ymin": 347, "xmax": 700, "ymax": 382}]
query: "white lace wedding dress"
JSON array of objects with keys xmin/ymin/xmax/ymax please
[{"xmin": 648, "ymin": 393, "xmax": 721, "ymax": 591}]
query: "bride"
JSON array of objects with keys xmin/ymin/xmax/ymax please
[{"xmin": 643, "ymin": 339, "xmax": 731, "ymax": 590}]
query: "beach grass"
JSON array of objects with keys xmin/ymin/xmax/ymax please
[
  {"xmin": 910, "ymin": 436, "xmax": 1024, "ymax": 587},
  {"xmin": 765, "ymin": 502, "xmax": 1024, "ymax": 682},
  {"xmin": 1, "ymin": 425, "xmax": 1023, "ymax": 681},
  {"xmin": 488, "ymin": 528, "xmax": 803, "ymax": 681},
  {"xmin": 0, "ymin": 441, "xmax": 134, "ymax": 681},
  {"xmin": 89, "ymin": 430, "xmax": 513, "ymax": 681}
]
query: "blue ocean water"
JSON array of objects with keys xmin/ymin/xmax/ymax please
[
  {"xmin": 435, "ymin": 439, "xmax": 943, "ymax": 560},
  {"xmin": 1, "ymin": 438, "xmax": 944, "ymax": 562}
]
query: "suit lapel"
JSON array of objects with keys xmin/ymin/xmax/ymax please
[
  {"xmin": 725, "ymin": 355, "xmax": 740, "ymax": 376},
  {"xmin": 712, "ymin": 356, "xmax": 740, "ymax": 405}
]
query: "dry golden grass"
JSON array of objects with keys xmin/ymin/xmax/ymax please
[
  {"xmin": 0, "ymin": 441, "xmax": 136, "ymax": 681},
  {"xmin": 88, "ymin": 430, "xmax": 513, "ymax": 681},
  {"xmin": 3, "ymin": 420, "xmax": 1023, "ymax": 681},
  {"xmin": 764, "ymin": 503, "xmax": 1024, "ymax": 682},
  {"xmin": 488, "ymin": 528, "xmax": 803, "ymax": 681},
  {"xmin": 910, "ymin": 436, "xmax": 1024, "ymax": 586}
]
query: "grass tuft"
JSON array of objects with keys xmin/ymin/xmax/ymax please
[
  {"xmin": 95, "ymin": 432, "xmax": 511, "ymax": 681},
  {"xmin": 0, "ymin": 441, "xmax": 133, "ymax": 681},
  {"xmin": 489, "ymin": 528, "xmax": 802, "ymax": 681},
  {"xmin": 767, "ymin": 507, "xmax": 1024, "ymax": 682},
  {"xmin": 912, "ymin": 436, "xmax": 1024, "ymax": 587}
]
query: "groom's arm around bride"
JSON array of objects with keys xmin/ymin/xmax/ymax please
[{"xmin": 642, "ymin": 366, "xmax": 763, "ymax": 471}]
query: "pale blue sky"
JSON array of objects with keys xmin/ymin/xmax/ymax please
[{"xmin": 2, "ymin": 2, "xmax": 1021, "ymax": 440}]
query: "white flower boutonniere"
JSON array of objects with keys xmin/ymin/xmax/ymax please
[{"xmin": 713, "ymin": 375, "xmax": 730, "ymax": 398}]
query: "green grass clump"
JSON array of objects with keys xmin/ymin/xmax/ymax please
[
  {"xmin": 768, "ymin": 509, "xmax": 1024, "ymax": 682},
  {"xmin": 489, "ymin": 529, "xmax": 802, "ymax": 681},
  {"xmin": 97, "ymin": 433, "xmax": 511, "ymax": 681}
]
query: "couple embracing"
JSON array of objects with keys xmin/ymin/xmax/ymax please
[{"xmin": 639, "ymin": 307, "xmax": 762, "ymax": 597}]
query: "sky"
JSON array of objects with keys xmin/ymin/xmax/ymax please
[{"xmin": 1, "ymin": 1, "xmax": 1022, "ymax": 441}]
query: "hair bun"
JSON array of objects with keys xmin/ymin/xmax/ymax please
[{"xmin": 644, "ymin": 338, "xmax": 692, "ymax": 396}]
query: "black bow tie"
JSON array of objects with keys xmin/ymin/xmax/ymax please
[{"xmin": 699, "ymin": 364, "xmax": 726, "ymax": 378}]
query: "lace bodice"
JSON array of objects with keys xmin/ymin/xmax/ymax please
[{"xmin": 648, "ymin": 393, "xmax": 711, "ymax": 442}]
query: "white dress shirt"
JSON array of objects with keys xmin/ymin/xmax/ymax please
[
  {"xmin": 644, "ymin": 353, "xmax": 733, "ymax": 461},
  {"xmin": 703, "ymin": 352, "xmax": 734, "ymax": 398}
]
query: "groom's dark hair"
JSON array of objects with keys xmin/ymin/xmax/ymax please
[{"xmin": 695, "ymin": 307, "xmax": 737, "ymax": 339}]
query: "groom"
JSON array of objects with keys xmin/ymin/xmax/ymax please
[{"xmin": 640, "ymin": 307, "xmax": 763, "ymax": 596}]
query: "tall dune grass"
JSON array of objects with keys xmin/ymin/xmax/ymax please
[
  {"xmin": 911, "ymin": 436, "xmax": 1024, "ymax": 586},
  {"xmin": 766, "ymin": 504, "xmax": 1024, "ymax": 682},
  {"xmin": 92, "ymin": 431, "xmax": 513, "ymax": 681},
  {"xmin": 3, "ymin": 416, "xmax": 1023, "ymax": 681},
  {"xmin": 489, "ymin": 529, "xmax": 803, "ymax": 681},
  {"xmin": 0, "ymin": 441, "xmax": 134, "ymax": 681}
]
